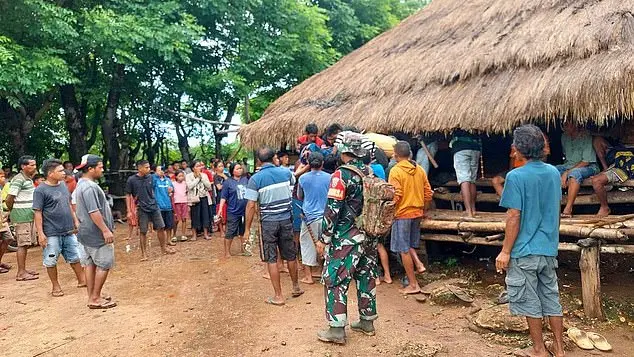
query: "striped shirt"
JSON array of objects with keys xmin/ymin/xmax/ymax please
[
  {"xmin": 245, "ymin": 163, "xmax": 295, "ymax": 222},
  {"xmin": 8, "ymin": 172, "xmax": 35, "ymax": 223}
]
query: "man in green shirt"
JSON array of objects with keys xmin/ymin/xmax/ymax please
[
  {"xmin": 556, "ymin": 122, "xmax": 600, "ymax": 217},
  {"xmin": 6, "ymin": 156, "xmax": 39, "ymax": 281}
]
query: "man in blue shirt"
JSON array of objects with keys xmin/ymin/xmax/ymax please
[
  {"xmin": 243, "ymin": 147, "xmax": 303, "ymax": 306},
  {"xmin": 297, "ymin": 152, "xmax": 331, "ymax": 284},
  {"xmin": 153, "ymin": 166, "xmax": 175, "ymax": 245},
  {"xmin": 496, "ymin": 125, "xmax": 564, "ymax": 357}
]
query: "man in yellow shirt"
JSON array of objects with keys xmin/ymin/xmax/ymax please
[{"xmin": 388, "ymin": 141, "xmax": 433, "ymax": 295}]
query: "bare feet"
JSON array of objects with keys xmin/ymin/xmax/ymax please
[
  {"xmin": 382, "ymin": 276, "xmax": 393, "ymax": 284},
  {"xmin": 163, "ymin": 248, "xmax": 176, "ymax": 255},
  {"xmin": 416, "ymin": 265, "xmax": 427, "ymax": 274},
  {"xmin": 512, "ymin": 346, "xmax": 549, "ymax": 357},
  {"xmin": 376, "ymin": 278, "xmax": 381, "ymax": 286},
  {"xmin": 300, "ymin": 277, "xmax": 315, "ymax": 285},
  {"xmin": 262, "ymin": 271, "xmax": 271, "ymax": 280},
  {"xmin": 280, "ymin": 267, "xmax": 290, "ymax": 274},
  {"xmin": 596, "ymin": 207, "xmax": 611, "ymax": 218},
  {"xmin": 399, "ymin": 285, "xmax": 422, "ymax": 295},
  {"xmin": 140, "ymin": 256, "xmax": 149, "ymax": 262}
]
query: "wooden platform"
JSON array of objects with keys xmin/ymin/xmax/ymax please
[
  {"xmin": 441, "ymin": 177, "xmax": 634, "ymax": 188},
  {"xmin": 433, "ymin": 190, "xmax": 634, "ymax": 206}
]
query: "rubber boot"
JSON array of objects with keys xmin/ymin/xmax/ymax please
[
  {"xmin": 317, "ymin": 327, "xmax": 346, "ymax": 345},
  {"xmin": 350, "ymin": 320, "xmax": 375, "ymax": 336}
]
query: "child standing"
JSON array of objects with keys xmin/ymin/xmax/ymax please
[{"xmin": 172, "ymin": 170, "xmax": 189, "ymax": 241}]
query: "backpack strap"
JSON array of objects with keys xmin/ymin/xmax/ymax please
[{"xmin": 340, "ymin": 164, "xmax": 373, "ymax": 178}]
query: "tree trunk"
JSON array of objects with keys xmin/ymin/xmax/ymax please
[
  {"xmin": 0, "ymin": 95, "xmax": 53, "ymax": 160},
  {"xmin": 102, "ymin": 64, "xmax": 125, "ymax": 171},
  {"xmin": 174, "ymin": 117, "xmax": 191, "ymax": 163},
  {"xmin": 214, "ymin": 98, "xmax": 239, "ymax": 157},
  {"xmin": 60, "ymin": 84, "xmax": 89, "ymax": 164}
]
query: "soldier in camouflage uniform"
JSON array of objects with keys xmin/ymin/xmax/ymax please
[{"xmin": 316, "ymin": 132, "xmax": 378, "ymax": 345}]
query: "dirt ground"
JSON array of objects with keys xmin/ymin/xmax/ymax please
[{"xmin": 1, "ymin": 224, "xmax": 633, "ymax": 357}]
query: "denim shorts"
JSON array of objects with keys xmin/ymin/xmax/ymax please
[
  {"xmin": 390, "ymin": 218, "xmax": 421, "ymax": 253},
  {"xmin": 556, "ymin": 164, "xmax": 600, "ymax": 184},
  {"xmin": 453, "ymin": 150, "xmax": 481, "ymax": 184},
  {"xmin": 42, "ymin": 234, "xmax": 81, "ymax": 268},
  {"xmin": 79, "ymin": 243, "xmax": 115, "ymax": 270},
  {"xmin": 506, "ymin": 255, "xmax": 563, "ymax": 318}
]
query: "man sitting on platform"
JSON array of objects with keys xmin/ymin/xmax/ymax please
[
  {"xmin": 556, "ymin": 122, "xmax": 600, "ymax": 218},
  {"xmin": 591, "ymin": 122, "xmax": 634, "ymax": 217},
  {"xmin": 496, "ymin": 124, "xmax": 565, "ymax": 357}
]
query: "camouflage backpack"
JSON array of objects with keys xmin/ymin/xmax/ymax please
[{"xmin": 340, "ymin": 165, "xmax": 396, "ymax": 237}]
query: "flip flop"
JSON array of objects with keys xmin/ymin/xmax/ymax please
[
  {"xmin": 51, "ymin": 290, "xmax": 65, "ymax": 297},
  {"xmin": 567, "ymin": 327, "xmax": 594, "ymax": 350},
  {"xmin": 292, "ymin": 289, "xmax": 305, "ymax": 298},
  {"xmin": 587, "ymin": 332, "xmax": 612, "ymax": 352},
  {"xmin": 0, "ymin": 267, "xmax": 8, "ymax": 274},
  {"xmin": 16, "ymin": 274, "xmax": 39, "ymax": 281},
  {"xmin": 88, "ymin": 300, "xmax": 117, "ymax": 309},
  {"xmin": 26, "ymin": 269, "xmax": 39, "ymax": 275},
  {"xmin": 415, "ymin": 295, "xmax": 427, "ymax": 303},
  {"xmin": 560, "ymin": 213, "xmax": 573, "ymax": 219},
  {"xmin": 77, "ymin": 284, "xmax": 87, "ymax": 288},
  {"xmin": 265, "ymin": 297, "xmax": 285, "ymax": 306},
  {"xmin": 0, "ymin": 263, "xmax": 12, "ymax": 270},
  {"xmin": 398, "ymin": 288, "xmax": 422, "ymax": 295}
]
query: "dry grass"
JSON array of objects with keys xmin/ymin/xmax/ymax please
[{"xmin": 239, "ymin": 0, "xmax": 634, "ymax": 148}]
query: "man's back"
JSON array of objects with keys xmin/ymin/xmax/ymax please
[
  {"xmin": 500, "ymin": 161, "xmax": 561, "ymax": 258},
  {"xmin": 75, "ymin": 179, "xmax": 114, "ymax": 248},
  {"xmin": 389, "ymin": 160, "xmax": 432, "ymax": 218},
  {"xmin": 245, "ymin": 163, "xmax": 294, "ymax": 222},
  {"xmin": 299, "ymin": 170, "xmax": 331, "ymax": 223}
]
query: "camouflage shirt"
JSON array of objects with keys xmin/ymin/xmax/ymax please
[{"xmin": 321, "ymin": 159, "xmax": 369, "ymax": 246}]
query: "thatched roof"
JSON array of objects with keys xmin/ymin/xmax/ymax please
[{"xmin": 239, "ymin": 0, "xmax": 634, "ymax": 148}]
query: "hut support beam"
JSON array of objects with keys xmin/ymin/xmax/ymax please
[{"xmin": 579, "ymin": 242, "xmax": 605, "ymax": 320}]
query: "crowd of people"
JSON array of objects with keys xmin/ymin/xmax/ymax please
[{"xmin": 1, "ymin": 118, "xmax": 632, "ymax": 356}]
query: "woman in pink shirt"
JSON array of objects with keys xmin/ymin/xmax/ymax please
[{"xmin": 172, "ymin": 170, "xmax": 189, "ymax": 240}]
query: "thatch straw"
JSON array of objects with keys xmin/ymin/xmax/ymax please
[{"xmin": 239, "ymin": 0, "xmax": 634, "ymax": 148}]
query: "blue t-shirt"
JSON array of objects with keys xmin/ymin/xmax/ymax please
[
  {"xmin": 245, "ymin": 163, "xmax": 295, "ymax": 222},
  {"xmin": 500, "ymin": 161, "xmax": 561, "ymax": 258},
  {"xmin": 370, "ymin": 163, "xmax": 386, "ymax": 180},
  {"xmin": 298, "ymin": 170, "xmax": 331, "ymax": 223},
  {"xmin": 221, "ymin": 176, "xmax": 249, "ymax": 217},
  {"xmin": 152, "ymin": 175, "xmax": 174, "ymax": 211}
]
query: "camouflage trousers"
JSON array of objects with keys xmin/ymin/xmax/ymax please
[{"xmin": 321, "ymin": 241, "xmax": 378, "ymax": 327}]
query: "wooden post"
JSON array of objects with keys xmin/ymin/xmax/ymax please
[{"xmin": 579, "ymin": 243, "xmax": 605, "ymax": 320}]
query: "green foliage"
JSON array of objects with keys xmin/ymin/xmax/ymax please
[{"xmin": 0, "ymin": 0, "xmax": 427, "ymax": 167}]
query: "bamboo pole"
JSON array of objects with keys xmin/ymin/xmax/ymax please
[
  {"xmin": 433, "ymin": 191, "xmax": 634, "ymax": 206},
  {"xmin": 421, "ymin": 219, "xmax": 628, "ymax": 241},
  {"xmin": 420, "ymin": 234, "xmax": 634, "ymax": 254}
]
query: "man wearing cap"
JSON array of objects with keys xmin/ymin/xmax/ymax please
[
  {"xmin": 74, "ymin": 155, "xmax": 117, "ymax": 309},
  {"xmin": 316, "ymin": 132, "xmax": 377, "ymax": 345}
]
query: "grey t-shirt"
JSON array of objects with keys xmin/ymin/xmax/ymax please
[
  {"xmin": 32, "ymin": 182, "xmax": 75, "ymax": 237},
  {"xmin": 75, "ymin": 178, "xmax": 114, "ymax": 248}
]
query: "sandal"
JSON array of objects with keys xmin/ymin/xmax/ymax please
[
  {"xmin": 292, "ymin": 289, "xmax": 305, "ymax": 298},
  {"xmin": 0, "ymin": 262, "xmax": 12, "ymax": 270},
  {"xmin": 567, "ymin": 327, "xmax": 594, "ymax": 350},
  {"xmin": 0, "ymin": 267, "xmax": 8, "ymax": 274},
  {"xmin": 51, "ymin": 290, "xmax": 65, "ymax": 297},
  {"xmin": 587, "ymin": 332, "xmax": 612, "ymax": 351},
  {"xmin": 88, "ymin": 300, "xmax": 117, "ymax": 309},
  {"xmin": 265, "ymin": 297, "xmax": 285, "ymax": 306}
]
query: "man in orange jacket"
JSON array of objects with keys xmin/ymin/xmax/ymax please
[{"xmin": 388, "ymin": 141, "xmax": 434, "ymax": 295}]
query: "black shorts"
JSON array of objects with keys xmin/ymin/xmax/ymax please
[
  {"xmin": 259, "ymin": 219, "xmax": 297, "ymax": 264},
  {"xmin": 225, "ymin": 214, "xmax": 245, "ymax": 239},
  {"xmin": 138, "ymin": 209, "xmax": 165, "ymax": 234},
  {"xmin": 161, "ymin": 210, "xmax": 174, "ymax": 230}
]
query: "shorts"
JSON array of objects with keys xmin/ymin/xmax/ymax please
[
  {"xmin": 137, "ymin": 209, "xmax": 165, "ymax": 234},
  {"xmin": 174, "ymin": 203, "xmax": 189, "ymax": 221},
  {"xmin": 390, "ymin": 218, "xmax": 421, "ymax": 253},
  {"xmin": 506, "ymin": 255, "xmax": 563, "ymax": 319},
  {"xmin": 260, "ymin": 219, "xmax": 297, "ymax": 264},
  {"xmin": 42, "ymin": 234, "xmax": 81, "ymax": 268},
  {"xmin": 604, "ymin": 167, "xmax": 629, "ymax": 184},
  {"xmin": 555, "ymin": 164, "xmax": 600, "ymax": 184},
  {"xmin": 225, "ymin": 214, "xmax": 245, "ymax": 239},
  {"xmin": 161, "ymin": 210, "xmax": 174, "ymax": 230},
  {"xmin": 299, "ymin": 220, "xmax": 322, "ymax": 266},
  {"xmin": 0, "ymin": 229, "xmax": 13, "ymax": 241},
  {"xmin": 79, "ymin": 243, "xmax": 115, "ymax": 270},
  {"xmin": 15, "ymin": 222, "xmax": 36, "ymax": 247},
  {"xmin": 292, "ymin": 198, "xmax": 303, "ymax": 233},
  {"xmin": 454, "ymin": 149, "xmax": 481, "ymax": 184}
]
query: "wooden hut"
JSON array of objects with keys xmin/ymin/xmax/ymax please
[{"xmin": 239, "ymin": 0, "xmax": 634, "ymax": 319}]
